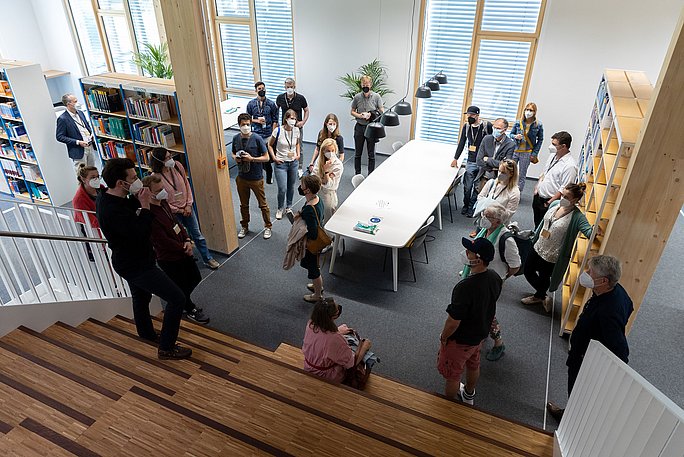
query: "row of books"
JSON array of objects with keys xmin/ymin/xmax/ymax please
[
  {"xmin": 596, "ymin": 79, "xmax": 610, "ymax": 119},
  {"xmin": 7, "ymin": 178, "xmax": 26, "ymax": 195},
  {"xmin": 0, "ymin": 101, "xmax": 20, "ymax": 118},
  {"xmin": 85, "ymin": 86, "xmax": 123, "ymax": 113},
  {"xmin": 1, "ymin": 157, "xmax": 22, "ymax": 179},
  {"xmin": 21, "ymin": 163, "xmax": 43, "ymax": 182},
  {"xmin": 0, "ymin": 80, "xmax": 11, "ymax": 97},
  {"xmin": 3, "ymin": 121, "xmax": 26, "ymax": 138},
  {"xmin": 125, "ymin": 95, "xmax": 172, "ymax": 121},
  {"xmin": 91, "ymin": 114, "xmax": 130, "ymax": 139},
  {"xmin": 98, "ymin": 139, "xmax": 136, "ymax": 161},
  {"xmin": 0, "ymin": 142, "xmax": 35, "ymax": 162},
  {"xmin": 131, "ymin": 121, "xmax": 176, "ymax": 148}
]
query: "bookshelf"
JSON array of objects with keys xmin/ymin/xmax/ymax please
[
  {"xmin": 560, "ymin": 70, "xmax": 653, "ymax": 335},
  {"xmin": 79, "ymin": 73, "xmax": 190, "ymax": 176},
  {"xmin": 0, "ymin": 60, "xmax": 76, "ymax": 205}
]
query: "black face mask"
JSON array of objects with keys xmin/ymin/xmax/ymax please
[
  {"xmin": 467, "ymin": 116, "xmax": 476, "ymax": 125},
  {"xmin": 362, "ymin": 86, "xmax": 370, "ymax": 93},
  {"xmin": 258, "ymin": 90, "xmax": 266, "ymax": 97},
  {"xmin": 297, "ymin": 185, "xmax": 305, "ymax": 196},
  {"xmin": 333, "ymin": 304, "xmax": 342, "ymax": 319}
]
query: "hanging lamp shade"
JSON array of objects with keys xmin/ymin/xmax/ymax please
[
  {"xmin": 364, "ymin": 121, "xmax": 386, "ymax": 140},
  {"xmin": 380, "ymin": 110, "xmax": 400, "ymax": 127},
  {"xmin": 415, "ymin": 85, "xmax": 432, "ymax": 99},
  {"xmin": 426, "ymin": 78, "xmax": 440, "ymax": 91},
  {"xmin": 435, "ymin": 72, "xmax": 448, "ymax": 84},
  {"xmin": 394, "ymin": 100, "xmax": 413, "ymax": 115}
]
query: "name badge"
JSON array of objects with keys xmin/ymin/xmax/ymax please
[
  {"xmin": 540, "ymin": 229, "xmax": 551, "ymax": 239},
  {"xmin": 173, "ymin": 224, "xmax": 181, "ymax": 235},
  {"xmin": 287, "ymin": 151, "xmax": 294, "ymax": 159},
  {"xmin": 174, "ymin": 191, "xmax": 183, "ymax": 199},
  {"xmin": 468, "ymin": 145, "xmax": 477, "ymax": 152}
]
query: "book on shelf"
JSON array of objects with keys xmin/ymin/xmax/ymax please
[
  {"xmin": 98, "ymin": 139, "xmax": 135, "ymax": 161},
  {"xmin": 91, "ymin": 114, "xmax": 130, "ymax": 139},
  {"xmin": 26, "ymin": 182, "xmax": 48, "ymax": 200},
  {"xmin": 131, "ymin": 121, "xmax": 176, "ymax": 148},
  {"xmin": 4, "ymin": 121, "xmax": 26, "ymax": 138},
  {"xmin": 85, "ymin": 86, "xmax": 123, "ymax": 112},
  {"xmin": 137, "ymin": 146, "xmax": 153, "ymax": 168},
  {"xmin": 1, "ymin": 141, "xmax": 13, "ymax": 158},
  {"xmin": 125, "ymin": 95, "xmax": 172, "ymax": 121},
  {"xmin": 14, "ymin": 144, "xmax": 35, "ymax": 162},
  {"xmin": 0, "ymin": 80, "xmax": 11, "ymax": 97},
  {"xmin": 0, "ymin": 157, "xmax": 20, "ymax": 178},
  {"xmin": 0, "ymin": 101, "xmax": 20, "ymax": 118},
  {"xmin": 21, "ymin": 164, "xmax": 42, "ymax": 182}
]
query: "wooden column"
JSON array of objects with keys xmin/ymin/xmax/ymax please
[
  {"xmin": 159, "ymin": 0, "xmax": 238, "ymax": 255},
  {"xmin": 602, "ymin": 10, "xmax": 684, "ymax": 333}
]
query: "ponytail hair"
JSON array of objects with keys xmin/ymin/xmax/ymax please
[
  {"xmin": 76, "ymin": 163, "xmax": 98, "ymax": 185},
  {"xmin": 566, "ymin": 182, "xmax": 586, "ymax": 200}
]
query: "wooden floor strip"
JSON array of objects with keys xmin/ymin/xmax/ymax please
[
  {"xmin": 18, "ymin": 326, "xmax": 176, "ymax": 397},
  {"xmin": 0, "ymin": 419, "xmax": 11, "ymax": 435},
  {"xmin": 0, "ymin": 372, "xmax": 95, "ymax": 426},
  {"xmin": 20, "ymin": 418, "xmax": 100, "ymax": 457},
  {"xmin": 0, "ymin": 340, "xmax": 120, "ymax": 401},
  {"xmin": 129, "ymin": 386, "xmax": 294, "ymax": 457}
]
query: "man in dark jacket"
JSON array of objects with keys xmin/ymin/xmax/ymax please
[
  {"xmin": 475, "ymin": 117, "xmax": 515, "ymax": 186},
  {"xmin": 96, "ymin": 158, "xmax": 192, "ymax": 360},
  {"xmin": 547, "ymin": 255, "xmax": 634, "ymax": 421},
  {"xmin": 56, "ymin": 93, "xmax": 96, "ymax": 170}
]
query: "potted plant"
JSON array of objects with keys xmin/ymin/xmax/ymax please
[
  {"xmin": 132, "ymin": 42, "xmax": 173, "ymax": 79},
  {"xmin": 338, "ymin": 59, "xmax": 394, "ymax": 100}
]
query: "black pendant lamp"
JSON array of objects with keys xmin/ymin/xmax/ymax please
[
  {"xmin": 394, "ymin": 100, "xmax": 412, "ymax": 115},
  {"xmin": 380, "ymin": 110, "xmax": 400, "ymax": 127},
  {"xmin": 415, "ymin": 85, "xmax": 432, "ymax": 99},
  {"xmin": 364, "ymin": 121, "xmax": 386, "ymax": 140},
  {"xmin": 435, "ymin": 72, "xmax": 447, "ymax": 85},
  {"xmin": 426, "ymin": 78, "xmax": 440, "ymax": 91}
]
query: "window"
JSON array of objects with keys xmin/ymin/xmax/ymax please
[
  {"xmin": 65, "ymin": 0, "xmax": 163, "ymax": 75},
  {"xmin": 212, "ymin": 0, "xmax": 295, "ymax": 97},
  {"xmin": 415, "ymin": 0, "xmax": 544, "ymax": 145}
]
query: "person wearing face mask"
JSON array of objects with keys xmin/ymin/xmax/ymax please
[
  {"xmin": 439, "ymin": 237, "xmax": 502, "ymax": 405},
  {"xmin": 474, "ymin": 118, "xmax": 515, "ymax": 204},
  {"xmin": 56, "ymin": 93, "xmax": 96, "ymax": 171},
  {"xmin": 510, "ymin": 102, "xmax": 544, "ymax": 191},
  {"xmin": 533, "ymin": 131, "xmax": 577, "ymax": 227},
  {"xmin": 311, "ymin": 138, "xmax": 343, "ymax": 224},
  {"xmin": 298, "ymin": 174, "xmax": 325, "ymax": 302},
  {"xmin": 149, "ymin": 148, "xmax": 219, "ymax": 270},
  {"xmin": 451, "ymin": 106, "xmax": 493, "ymax": 218},
  {"xmin": 73, "ymin": 163, "xmax": 104, "ymax": 234},
  {"xmin": 462, "ymin": 203, "xmax": 521, "ymax": 362},
  {"xmin": 96, "ymin": 158, "xmax": 192, "ymax": 360},
  {"xmin": 302, "ymin": 297, "xmax": 372, "ymax": 383},
  {"xmin": 471, "ymin": 159, "xmax": 521, "ymax": 237},
  {"xmin": 309, "ymin": 113, "xmax": 345, "ymax": 173},
  {"xmin": 246, "ymin": 81, "xmax": 278, "ymax": 184},
  {"xmin": 351, "ymin": 75, "xmax": 384, "ymax": 175},
  {"xmin": 547, "ymin": 255, "xmax": 633, "ymax": 422},
  {"xmin": 275, "ymin": 78, "xmax": 309, "ymax": 176},
  {"xmin": 268, "ymin": 109, "xmax": 301, "ymax": 220},
  {"xmin": 523, "ymin": 183, "xmax": 593, "ymax": 313},
  {"xmin": 142, "ymin": 175, "xmax": 210, "ymax": 325}
]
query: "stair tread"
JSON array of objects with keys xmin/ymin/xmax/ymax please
[
  {"xmin": 275, "ymin": 342, "xmax": 553, "ymax": 456},
  {"xmin": 0, "ymin": 425, "xmax": 83, "ymax": 457}
]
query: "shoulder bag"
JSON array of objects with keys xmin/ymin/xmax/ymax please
[{"xmin": 305, "ymin": 204, "xmax": 331, "ymax": 254}]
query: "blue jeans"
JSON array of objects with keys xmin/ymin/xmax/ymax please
[
  {"xmin": 513, "ymin": 151, "xmax": 532, "ymax": 191},
  {"xmin": 274, "ymin": 160, "xmax": 298, "ymax": 209},
  {"xmin": 462, "ymin": 162, "xmax": 480, "ymax": 212},
  {"xmin": 176, "ymin": 211, "xmax": 212, "ymax": 263}
]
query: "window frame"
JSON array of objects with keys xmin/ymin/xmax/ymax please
[{"xmin": 411, "ymin": 0, "xmax": 547, "ymax": 140}]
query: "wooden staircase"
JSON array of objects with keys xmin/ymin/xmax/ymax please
[{"xmin": 0, "ymin": 316, "xmax": 554, "ymax": 456}]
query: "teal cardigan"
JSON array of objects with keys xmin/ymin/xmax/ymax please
[{"xmin": 532, "ymin": 200, "xmax": 593, "ymax": 292}]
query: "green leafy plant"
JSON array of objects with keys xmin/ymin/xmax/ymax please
[
  {"xmin": 132, "ymin": 42, "xmax": 173, "ymax": 79},
  {"xmin": 338, "ymin": 59, "xmax": 394, "ymax": 100}
]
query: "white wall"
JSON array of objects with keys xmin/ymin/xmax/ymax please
[
  {"xmin": 0, "ymin": 0, "xmax": 50, "ymax": 66},
  {"xmin": 525, "ymin": 0, "xmax": 682, "ymax": 178},
  {"xmin": 292, "ymin": 0, "xmax": 420, "ymax": 153}
]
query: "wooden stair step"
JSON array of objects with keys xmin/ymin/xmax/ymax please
[
  {"xmin": 275, "ymin": 343, "xmax": 553, "ymax": 457},
  {"xmin": 231, "ymin": 352, "xmax": 532, "ymax": 457},
  {"xmin": 0, "ymin": 422, "xmax": 94, "ymax": 457}
]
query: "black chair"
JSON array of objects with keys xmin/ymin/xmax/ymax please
[{"xmin": 383, "ymin": 215, "xmax": 434, "ymax": 282}]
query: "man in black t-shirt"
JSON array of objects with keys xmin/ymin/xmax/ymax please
[
  {"xmin": 276, "ymin": 78, "xmax": 309, "ymax": 176},
  {"xmin": 438, "ymin": 237, "xmax": 502, "ymax": 405}
]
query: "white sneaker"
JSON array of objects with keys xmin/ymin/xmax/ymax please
[
  {"xmin": 263, "ymin": 228, "xmax": 272, "ymax": 239},
  {"xmin": 297, "ymin": 169, "xmax": 303, "ymax": 178},
  {"xmin": 460, "ymin": 382, "xmax": 475, "ymax": 405},
  {"xmin": 237, "ymin": 227, "xmax": 248, "ymax": 239},
  {"xmin": 276, "ymin": 209, "xmax": 283, "ymax": 220}
]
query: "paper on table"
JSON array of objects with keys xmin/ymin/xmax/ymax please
[{"xmin": 354, "ymin": 222, "xmax": 379, "ymax": 234}]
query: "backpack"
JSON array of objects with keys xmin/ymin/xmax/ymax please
[{"xmin": 499, "ymin": 226, "xmax": 534, "ymax": 276}]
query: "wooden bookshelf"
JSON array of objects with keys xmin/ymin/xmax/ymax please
[
  {"xmin": 561, "ymin": 70, "xmax": 653, "ymax": 335},
  {"xmin": 0, "ymin": 60, "xmax": 76, "ymax": 205}
]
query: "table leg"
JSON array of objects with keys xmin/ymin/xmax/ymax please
[
  {"xmin": 329, "ymin": 235, "xmax": 340, "ymax": 274},
  {"xmin": 392, "ymin": 247, "xmax": 398, "ymax": 292},
  {"xmin": 437, "ymin": 203, "xmax": 443, "ymax": 230}
]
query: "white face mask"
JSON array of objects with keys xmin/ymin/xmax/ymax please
[
  {"xmin": 240, "ymin": 124, "xmax": 251, "ymax": 135},
  {"xmin": 524, "ymin": 110, "xmax": 534, "ymax": 119},
  {"xmin": 88, "ymin": 178, "xmax": 100, "ymax": 188},
  {"xmin": 327, "ymin": 123, "xmax": 336, "ymax": 133},
  {"xmin": 286, "ymin": 87, "xmax": 295, "ymax": 96},
  {"xmin": 460, "ymin": 250, "xmax": 478, "ymax": 266},
  {"xmin": 287, "ymin": 118, "xmax": 296, "ymax": 127},
  {"xmin": 498, "ymin": 173, "xmax": 509, "ymax": 182},
  {"xmin": 559, "ymin": 197, "xmax": 573, "ymax": 208},
  {"xmin": 155, "ymin": 189, "xmax": 168, "ymax": 200},
  {"xmin": 324, "ymin": 151, "xmax": 332, "ymax": 159},
  {"xmin": 164, "ymin": 158, "xmax": 175, "ymax": 168},
  {"xmin": 127, "ymin": 178, "xmax": 143, "ymax": 195},
  {"xmin": 579, "ymin": 271, "xmax": 595, "ymax": 289},
  {"xmin": 74, "ymin": 102, "xmax": 83, "ymax": 110},
  {"xmin": 480, "ymin": 217, "xmax": 492, "ymax": 229},
  {"xmin": 549, "ymin": 144, "xmax": 558, "ymax": 155}
]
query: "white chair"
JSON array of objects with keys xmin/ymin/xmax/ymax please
[
  {"xmin": 383, "ymin": 215, "xmax": 435, "ymax": 282},
  {"xmin": 351, "ymin": 174, "xmax": 365, "ymax": 189},
  {"xmin": 391, "ymin": 141, "xmax": 404, "ymax": 152},
  {"xmin": 443, "ymin": 164, "xmax": 466, "ymax": 223}
]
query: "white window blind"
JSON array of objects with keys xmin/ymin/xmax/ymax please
[
  {"xmin": 481, "ymin": 0, "xmax": 542, "ymax": 34},
  {"xmin": 101, "ymin": 14, "xmax": 137, "ymax": 74},
  {"xmin": 219, "ymin": 23, "xmax": 255, "ymax": 92},
  {"xmin": 415, "ymin": 0, "xmax": 477, "ymax": 145},
  {"xmin": 68, "ymin": 0, "xmax": 108, "ymax": 75},
  {"xmin": 254, "ymin": 0, "xmax": 294, "ymax": 92},
  {"xmin": 129, "ymin": 0, "xmax": 160, "ymax": 49},
  {"xmin": 98, "ymin": 0, "xmax": 124, "ymax": 10},
  {"xmin": 215, "ymin": 0, "xmax": 250, "ymax": 17}
]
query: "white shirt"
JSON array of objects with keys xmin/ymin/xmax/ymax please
[
  {"xmin": 487, "ymin": 227, "xmax": 521, "ymax": 279},
  {"xmin": 478, "ymin": 178, "xmax": 521, "ymax": 223},
  {"xmin": 537, "ymin": 152, "xmax": 577, "ymax": 199},
  {"xmin": 271, "ymin": 126, "xmax": 300, "ymax": 162},
  {"xmin": 69, "ymin": 110, "xmax": 92, "ymax": 143},
  {"xmin": 312, "ymin": 156, "xmax": 343, "ymax": 192}
]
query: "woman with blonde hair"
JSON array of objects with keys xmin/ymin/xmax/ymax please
[
  {"xmin": 308, "ymin": 113, "xmax": 345, "ymax": 174},
  {"xmin": 72, "ymin": 163, "xmax": 103, "ymax": 233},
  {"xmin": 509, "ymin": 102, "xmax": 544, "ymax": 191},
  {"xmin": 311, "ymin": 138, "xmax": 344, "ymax": 224}
]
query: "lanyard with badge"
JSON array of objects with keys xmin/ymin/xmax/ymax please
[
  {"xmin": 161, "ymin": 203, "xmax": 182, "ymax": 235},
  {"xmin": 161, "ymin": 164, "xmax": 184, "ymax": 201},
  {"xmin": 468, "ymin": 124, "xmax": 484, "ymax": 153},
  {"xmin": 284, "ymin": 129, "xmax": 295, "ymax": 159}
]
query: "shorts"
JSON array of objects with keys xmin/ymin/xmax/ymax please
[
  {"xmin": 300, "ymin": 250, "xmax": 320, "ymax": 280},
  {"xmin": 437, "ymin": 340, "xmax": 482, "ymax": 381}
]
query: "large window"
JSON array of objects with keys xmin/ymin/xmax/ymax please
[
  {"xmin": 212, "ymin": 0, "xmax": 295, "ymax": 97},
  {"xmin": 415, "ymin": 0, "xmax": 545, "ymax": 145},
  {"xmin": 65, "ymin": 0, "xmax": 163, "ymax": 75}
]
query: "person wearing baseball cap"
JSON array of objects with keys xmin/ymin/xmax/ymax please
[
  {"xmin": 438, "ymin": 237, "xmax": 502, "ymax": 405},
  {"xmin": 450, "ymin": 106, "xmax": 493, "ymax": 218}
]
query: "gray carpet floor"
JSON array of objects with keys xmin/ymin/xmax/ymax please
[{"xmin": 191, "ymin": 138, "xmax": 684, "ymax": 431}]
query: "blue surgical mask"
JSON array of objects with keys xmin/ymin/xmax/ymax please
[{"xmin": 492, "ymin": 128, "xmax": 503, "ymax": 137}]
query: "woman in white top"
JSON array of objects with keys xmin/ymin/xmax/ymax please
[
  {"xmin": 312, "ymin": 138, "xmax": 344, "ymax": 223},
  {"xmin": 307, "ymin": 113, "xmax": 345, "ymax": 174},
  {"xmin": 269, "ymin": 109, "xmax": 301, "ymax": 220},
  {"xmin": 475, "ymin": 159, "xmax": 521, "ymax": 225}
]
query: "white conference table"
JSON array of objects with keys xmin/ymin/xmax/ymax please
[
  {"xmin": 220, "ymin": 97, "xmax": 250, "ymax": 131},
  {"xmin": 326, "ymin": 139, "xmax": 460, "ymax": 291}
]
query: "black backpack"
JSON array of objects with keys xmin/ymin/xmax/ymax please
[{"xmin": 499, "ymin": 227, "xmax": 534, "ymax": 276}]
